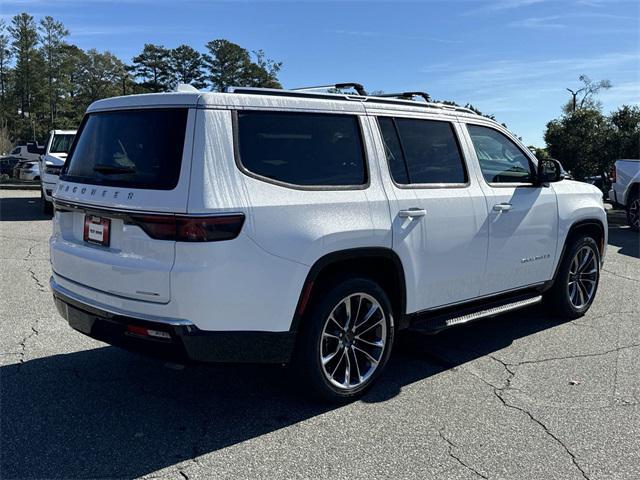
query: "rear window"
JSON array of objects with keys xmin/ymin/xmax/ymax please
[
  {"xmin": 50, "ymin": 134, "xmax": 75, "ymax": 154},
  {"xmin": 62, "ymin": 109, "xmax": 188, "ymax": 190},
  {"xmin": 236, "ymin": 111, "xmax": 367, "ymax": 187}
]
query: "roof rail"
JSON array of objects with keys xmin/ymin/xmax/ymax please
[
  {"xmin": 291, "ymin": 82, "xmax": 367, "ymax": 96},
  {"xmin": 224, "ymin": 86, "xmax": 480, "ymax": 116},
  {"xmin": 374, "ymin": 91, "xmax": 431, "ymax": 102}
]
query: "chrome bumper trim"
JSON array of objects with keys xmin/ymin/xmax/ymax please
[{"xmin": 50, "ymin": 276, "xmax": 193, "ymax": 326}]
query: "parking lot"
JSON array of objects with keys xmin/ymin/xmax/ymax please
[{"xmin": 1, "ymin": 187, "xmax": 638, "ymax": 480}]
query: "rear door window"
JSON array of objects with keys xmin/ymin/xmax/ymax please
[
  {"xmin": 236, "ymin": 111, "xmax": 367, "ymax": 187},
  {"xmin": 62, "ymin": 109, "xmax": 188, "ymax": 190},
  {"xmin": 378, "ymin": 117, "xmax": 467, "ymax": 185},
  {"xmin": 50, "ymin": 134, "xmax": 76, "ymax": 154}
]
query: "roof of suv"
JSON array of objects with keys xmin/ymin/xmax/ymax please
[{"xmin": 86, "ymin": 88, "xmax": 486, "ymax": 123}]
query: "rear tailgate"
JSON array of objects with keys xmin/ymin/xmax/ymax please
[{"xmin": 51, "ymin": 107, "xmax": 196, "ymax": 303}]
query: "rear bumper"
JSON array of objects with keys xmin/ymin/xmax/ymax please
[{"xmin": 51, "ymin": 277, "xmax": 295, "ymax": 364}]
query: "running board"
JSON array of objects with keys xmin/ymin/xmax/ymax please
[{"xmin": 408, "ymin": 293, "xmax": 543, "ymax": 334}]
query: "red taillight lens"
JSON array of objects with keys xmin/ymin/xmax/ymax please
[
  {"xmin": 610, "ymin": 167, "xmax": 616, "ymax": 183},
  {"xmin": 128, "ymin": 214, "xmax": 245, "ymax": 242},
  {"xmin": 128, "ymin": 214, "xmax": 177, "ymax": 240}
]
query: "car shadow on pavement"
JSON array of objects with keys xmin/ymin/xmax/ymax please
[
  {"xmin": 0, "ymin": 196, "xmax": 51, "ymax": 221},
  {"xmin": 1, "ymin": 306, "xmax": 562, "ymax": 479},
  {"xmin": 607, "ymin": 224, "xmax": 640, "ymax": 259}
]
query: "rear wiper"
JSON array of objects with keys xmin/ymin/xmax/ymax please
[{"xmin": 93, "ymin": 164, "xmax": 136, "ymax": 175}]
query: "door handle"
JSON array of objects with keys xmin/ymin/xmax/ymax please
[
  {"xmin": 399, "ymin": 208, "xmax": 427, "ymax": 218},
  {"xmin": 493, "ymin": 203, "xmax": 512, "ymax": 212}
]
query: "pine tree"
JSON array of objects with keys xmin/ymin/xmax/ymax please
[
  {"xmin": 0, "ymin": 21, "xmax": 13, "ymax": 127},
  {"xmin": 130, "ymin": 43, "xmax": 173, "ymax": 92},
  {"xmin": 38, "ymin": 16, "xmax": 69, "ymax": 128},
  {"xmin": 8, "ymin": 13, "xmax": 45, "ymax": 141},
  {"xmin": 170, "ymin": 44, "xmax": 206, "ymax": 89}
]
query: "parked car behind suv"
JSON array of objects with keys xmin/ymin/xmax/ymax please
[
  {"xmin": 609, "ymin": 159, "xmax": 640, "ymax": 231},
  {"xmin": 40, "ymin": 130, "xmax": 77, "ymax": 214},
  {"xmin": 50, "ymin": 86, "xmax": 607, "ymax": 401}
]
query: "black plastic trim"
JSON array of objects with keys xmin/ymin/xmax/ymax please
[
  {"xmin": 53, "ymin": 289, "xmax": 295, "ymax": 364},
  {"xmin": 548, "ymin": 218, "xmax": 606, "ymax": 288},
  {"xmin": 290, "ymin": 247, "xmax": 407, "ymax": 332}
]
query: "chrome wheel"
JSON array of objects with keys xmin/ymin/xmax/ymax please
[
  {"xmin": 567, "ymin": 245, "xmax": 598, "ymax": 309},
  {"xmin": 629, "ymin": 198, "xmax": 640, "ymax": 230},
  {"xmin": 320, "ymin": 293, "xmax": 387, "ymax": 391}
]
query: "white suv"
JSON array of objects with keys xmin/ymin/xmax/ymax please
[
  {"xmin": 41, "ymin": 130, "xmax": 77, "ymax": 214},
  {"xmin": 50, "ymin": 85, "xmax": 607, "ymax": 401}
]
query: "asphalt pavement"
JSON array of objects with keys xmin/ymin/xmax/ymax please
[{"xmin": 1, "ymin": 188, "xmax": 638, "ymax": 480}]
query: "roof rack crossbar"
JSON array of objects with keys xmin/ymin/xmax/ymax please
[
  {"xmin": 224, "ymin": 86, "xmax": 480, "ymax": 116},
  {"xmin": 375, "ymin": 91, "xmax": 431, "ymax": 102},
  {"xmin": 291, "ymin": 82, "xmax": 367, "ymax": 96}
]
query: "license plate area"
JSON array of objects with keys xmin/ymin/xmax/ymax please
[{"xmin": 83, "ymin": 214, "xmax": 111, "ymax": 246}]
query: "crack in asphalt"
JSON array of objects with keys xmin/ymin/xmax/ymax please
[
  {"xmin": 602, "ymin": 268, "xmax": 640, "ymax": 284},
  {"xmin": 500, "ymin": 343, "xmax": 640, "ymax": 368},
  {"xmin": 492, "ymin": 387, "xmax": 591, "ymax": 480},
  {"xmin": 482, "ymin": 356, "xmax": 591, "ymax": 480},
  {"xmin": 27, "ymin": 267, "xmax": 47, "ymax": 292},
  {"xmin": 424, "ymin": 352, "xmax": 592, "ymax": 480},
  {"xmin": 16, "ymin": 323, "xmax": 39, "ymax": 369},
  {"xmin": 23, "ymin": 242, "xmax": 36, "ymax": 261},
  {"xmin": 438, "ymin": 430, "xmax": 488, "ymax": 479}
]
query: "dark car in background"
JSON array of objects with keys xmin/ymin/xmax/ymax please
[{"xmin": 0, "ymin": 157, "xmax": 21, "ymax": 177}]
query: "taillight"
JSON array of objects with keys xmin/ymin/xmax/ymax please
[
  {"xmin": 127, "ymin": 214, "xmax": 245, "ymax": 242},
  {"xmin": 610, "ymin": 166, "xmax": 616, "ymax": 183}
]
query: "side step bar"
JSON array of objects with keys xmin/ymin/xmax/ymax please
[{"xmin": 408, "ymin": 293, "xmax": 543, "ymax": 334}]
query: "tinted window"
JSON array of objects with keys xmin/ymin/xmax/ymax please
[
  {"xmin": 378, "ymin": 117, "xmax": 409, "ymax": 184},
  {"xmin": 236, "ymin": 111, "xmax": 366, "ymax": 187},
  {"xmin": 27, "ymin": 144, "xmax": 41, "ymax": 154},
  {"xmin": 467, "ymin": 124, "xmax": 535, "ymax": 184},
  {"xmin": 11, "ymin": 147, "xmax": 20, "ymax": 155},
  {"xmin": 63, "ymin": 109, "xmax": 188, "ymax": 190},
  {"xmin": 378, "ymin": 117, "xmax": 467, "ymax": 185},
  {"xmin": 50, "ymin": 134, "xmax": 75, "ymax": 154}
]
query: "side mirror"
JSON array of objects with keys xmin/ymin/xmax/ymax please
[{"xmin": 537, "ymin": 158, "xmax": 565, "ymax": 184}]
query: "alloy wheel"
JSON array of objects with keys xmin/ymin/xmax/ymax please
[
  {"xmin": 320, "ymin": 293, "xmax": 387, "ymax": 391},
  {"xmin": 567, "ymin": 245, "xmax": 599, "ymax": 309}
]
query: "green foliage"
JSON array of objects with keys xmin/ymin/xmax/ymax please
[
  {"xmin": 170, "ymin": 45, "xmax": 206, "ymax": 89},
  {"xmin": 545, "ymin": 109, "xmax": 612, "ymax": 179},
  {"xmin": 130, "ymin": 43, "xmax": 173, "ymax": 92},
  {"xmin": 39, "ymin": 16, "xmax": 68, "ymax": 129},
  {"xmin": 564, "ymin": 75, "xmax": 612, "ymax": 114},
  {"xmin": 544, "ymin": 75, "xmax": 637, "ymax": 180},
  {"xmin": 204, "ymin": 39, "xmax": 281, "ymax": 91},
  {"xmin": 1, "ymin": 13, "xmax": 283, "ymax": 145},
  {"xmin": 607, "ymin": 105, "xmax": 640, "ymax": 160}
]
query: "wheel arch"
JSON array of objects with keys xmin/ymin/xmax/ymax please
[
  {"xmin": 548, "ymin": 218, "xmax": 605, "ymax": 289},
  {"xmin": 290, "ymin": 247, "xmax": 408, "ymax": 332}
]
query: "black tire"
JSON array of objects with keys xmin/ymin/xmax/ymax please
[
  {"xmin": 41, "ymin": 190, "xmax": 53, "ymax": 214},
  {"xmin": 626, "ymin": 192, "xmax": 640, "ymax": 232},
  {"xmin": 293, "ymin": 276, "xmax": 395, "ymax": 403},
  {"xmin": 43, "ymin": 199, "xmax": 53, "ymax": 214},
  {"xmin": 545, "ymin": 235, "xmax": 601, "ymax": 319}
]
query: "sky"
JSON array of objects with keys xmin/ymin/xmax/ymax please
[{"xmin": 2, "ymin": 0, "xmax": 639, "ymax": 146}]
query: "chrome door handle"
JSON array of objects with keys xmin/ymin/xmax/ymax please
[
  {"xmin": 399, "ymin": 208, "xmax": 427, "ymax": 218},
  {"xmin": 493, "ymin": 203, "xmax": 512, "ymax": 212}
]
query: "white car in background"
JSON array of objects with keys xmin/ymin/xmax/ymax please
[
  {"xmin": 609, "ymin": 159, "xmax": 640, "ymax": 231},
  {"xmin": 41, "ymin": 130, "xmax": 76, "ymax": 214}
]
